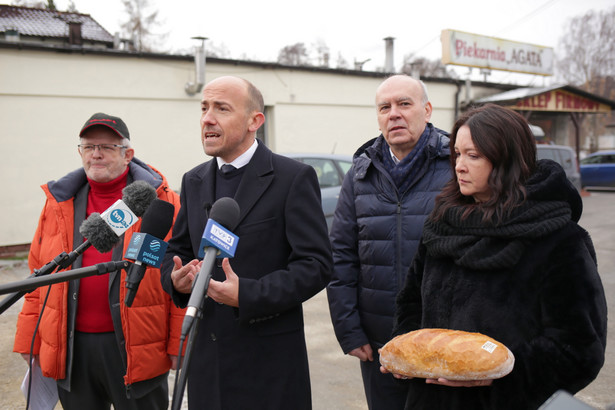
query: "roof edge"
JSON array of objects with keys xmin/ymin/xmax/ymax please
[{"xmin": 0, "ymin": 39, "xmax": 516, "ymax": 89}]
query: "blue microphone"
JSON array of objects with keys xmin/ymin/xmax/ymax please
[
  {"xmin": 181, "ymin": 197, "xmax": 240, "ymax": 337},
  {"xmin": 124, "ymin": 199, "xmax": 174, "ymax": 307},
  {"xmin": 198, "ymin": 217, "xmax": 239, "ymax": 259}
]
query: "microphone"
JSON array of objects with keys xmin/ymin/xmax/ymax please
[
  {"xmin": 76, "ymin": 180, "xmax": 158, "ymax": 255},
  {"xmin": 123, "ymin": 199, "xmax": 175, "ymax": 307},
  {"xmin": 0, "ymin": 181, "xmax": 157, "ymax": 315},
  {"xmin": 78, "ymin": 213, "xmax": 121, "ymax": 254},
  {"xmin": 122, "ymin": 180, "xmax": 158, "ymax": 218},
  {"xmin": 181, "ymin": 197, "xmax": 240, "ymax": 337}
]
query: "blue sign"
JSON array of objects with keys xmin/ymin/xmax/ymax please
[
  {"xmin": 198, "ymin": 219, "xmax": 239, "ymax": 259},
  {"xmin": 124, "ymin": 233, "xmax": 168, "ymax": 268}
]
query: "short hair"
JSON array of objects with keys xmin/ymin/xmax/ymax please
[
  {"xmin": 432, "ymin": 104, "xmax": 537, "ymax": 223},
  {"xmin": 417, "ymin": 79, "xmax": 429, "ymax": 105},
  {"xmin": 241, "ymin": 78, "xmax": 264, "ymax": 113}
]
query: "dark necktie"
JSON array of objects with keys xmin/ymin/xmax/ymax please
[{"xmin": 220, "ymin": 164, "xmax": 236, "ymax": 175}]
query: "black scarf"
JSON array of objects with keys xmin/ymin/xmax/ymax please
[{"xmin": 421, "ymin": 160, "xmax": 576, "ymax": 270}]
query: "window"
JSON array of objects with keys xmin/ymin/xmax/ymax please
[
  {"xmin": 537, "ymin": 148, "xmax": 558, "ymax": 162},
  {"xmin": 338, "ymin": 160, "xmax": 352, "ymax": 175},
  {"xmin": 602, "ymin": 155, "xmax": 615, "ymax": 164},
  {"xmin": 302, "ymin": 158, "xmax": 340, "ymax": 188},
  {"xmin": 558, "ymin": 149, "xmax": 574, "ymax": 170},
  {"xmin": 256, "ymin": 106, "xmax": 270, "ymax": 145},
  {"xmin": 581, "ymin": 155, "xmax": 603, "ymax": 165}
]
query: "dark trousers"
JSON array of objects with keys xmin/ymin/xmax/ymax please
[
  {"xmin": 360, "ymin": 349, "xmax": 408, "ymax": 410},
  {"xmin": 57, "ymin": 332, "xmax": 168, "ymax": 410}
]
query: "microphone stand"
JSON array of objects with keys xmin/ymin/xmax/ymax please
[
  {"xmin": 0, "ymin": 242, "xmax": 93, "ymax": 314},
  {"xmin": 171, "ymin": 302, "xmax": 202, "ymax": 410},
  {"xmin": 0, "ymin": 261, "xmax": 130, "ymax": 296},
  {"xmin": 171, "ymin": 249, "xmax": 218, "ymax": 410}
]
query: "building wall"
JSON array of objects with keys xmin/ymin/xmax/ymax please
[{"xmin": 0, "ymin": 46, "xmax": 470, "ymax": 246}]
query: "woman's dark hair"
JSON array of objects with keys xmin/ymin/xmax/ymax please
[{"xmin": 432, "ymin": 103, "xmax": 537, "ymax": 223}]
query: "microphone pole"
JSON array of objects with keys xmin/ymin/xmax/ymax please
[
  {"xmin": 0, "ymin": 242, "xmax": 90, "ymax": 315},
  {"xmin": 171, "ymin": 246, "xmax": 218, "ymax": 410},
  {"xmin": 0, "ymin": 261, "xmax": 131, "ymax": 296}
]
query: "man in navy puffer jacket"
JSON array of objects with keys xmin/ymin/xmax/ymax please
[{"xmin": 327, "ymin": 75, "xmax": 450, "ymax": 410}]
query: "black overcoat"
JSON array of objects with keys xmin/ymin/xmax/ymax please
[{"xmin": 161, "ymin": 142, "xmax": 333, "ymax": 409}]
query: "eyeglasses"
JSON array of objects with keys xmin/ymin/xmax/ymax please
[{"xmin": 77, "ymin": 144, "xmax": 127, "ymax": 154}]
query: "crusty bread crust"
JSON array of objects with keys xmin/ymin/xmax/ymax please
[{"xmin": 380, "ymin": 328, "xmax": 515, "ymax": 380}]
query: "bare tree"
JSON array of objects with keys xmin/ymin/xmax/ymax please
[
  {"xmin": 401, "ymin": 54, "xmax": 457, "ymax": 79},
  {"xmin": 335, "ymin": 52, "xmax": 349, "ymax": 70},
  {"xmin": 11, "ymin": 0, "xmax": 76, "ymax": 12},
  {"xmin": 556, "ymin": 6, "xmax": 615, "ymax": 87},
  {"xmin": 206, "ymin": 41, "xmax": 231, "ymax": 59},
  {"xmin": 10, "ymin": 0, "xmax": 46, "ymax": 8},
  {"xmin": 120, "ymin": 0, "xmax": 166, "ymax": 52},
  {"xmin": 312, "ymin": 39, "xmax": 330, "ymax": 67},
  {"xmin": 278, "ymin": 42, "xmax": 311, "ymax": 66},
  {"xmin": 556, "ymin": 7, "xmax": 615, "ymax": 144}
]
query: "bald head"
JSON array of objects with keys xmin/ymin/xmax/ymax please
[
  {"xmin": 376, "ymin": 75, "xmax": 429, "ymax": 105},
  {"xmin": 206, "ymin": 76, "xmax": 264, "ymax": 115}
]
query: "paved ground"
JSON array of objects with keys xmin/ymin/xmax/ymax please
[{"xmin": 1, "ymin": 191, "xmax": 614, "ymax": 409}]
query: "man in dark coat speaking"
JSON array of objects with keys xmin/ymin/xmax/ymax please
[{"xmin": 160, "ymin": 76, "xmax": 333, "ymax": 410}]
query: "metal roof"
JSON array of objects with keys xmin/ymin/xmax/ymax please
[
  {"xmin": 476, "ymin": 84, "xmax": 615, "ymax": 109},
  {"xmin": 0, "ymin": 5, "xmax": 114, "ymax": 44},
  {"xmin": 476, "ymin": 85, "xmax": 565, "ymax": 103}
]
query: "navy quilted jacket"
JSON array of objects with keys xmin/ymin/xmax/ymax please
[{"xmin": 327, "ymin": 125, "xmax": 451, "ymax": 353}]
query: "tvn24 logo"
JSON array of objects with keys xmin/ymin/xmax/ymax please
[
  {"xmin": 101, "ymin": 200, "xmax": 138, "ymax": 236},
  {"xmin": 108, "ymin": 209, "xmax": 134, "ymax": 230}
]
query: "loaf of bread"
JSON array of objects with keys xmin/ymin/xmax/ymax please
[{"xmin": 380, "ymin": 328, "xmax": 514, "ymax": 380}]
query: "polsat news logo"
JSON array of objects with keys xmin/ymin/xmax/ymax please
[
  {"xmin": 129, "ymin": 233, "xmax": 162, "ymax": 252},
  {"xmin": 149, "ymin": 239, "xmax": 162, "ymax": 252}
]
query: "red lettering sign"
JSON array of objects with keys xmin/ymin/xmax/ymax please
[{"xmin": 515, "ymin": 91, "xmax": 604, "ymax": 112}]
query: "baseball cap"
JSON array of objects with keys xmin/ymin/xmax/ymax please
[{"xmin": 79, "ymin": 113, "xmax": 130, "ymax": 140}]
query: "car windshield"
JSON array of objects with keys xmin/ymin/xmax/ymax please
[
  {"xmin": 302, "ymin": 158, "xmax": 341, "ymax": 188},
  {"xmin": 582, "ymin": 154, "xmax": 615, "ymax": 165}
]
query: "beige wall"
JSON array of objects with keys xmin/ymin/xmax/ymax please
[{"xmin": 0, "ymin": 47, "xmax": 473, "ymax": 246}]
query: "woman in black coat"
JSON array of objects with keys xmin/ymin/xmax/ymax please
[{"xmin": 385, "ymin": 104, "xmax": 607, "ymax": 409}]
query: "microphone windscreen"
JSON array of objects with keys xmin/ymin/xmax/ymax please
[
  {"xmin": 140, "ymin": 199, "xmax": 175, "ymax": 239},
  {"xmin": 122, "ymin": 180, "xmax": 157, "ymax": 217},
  {"xmin": 209, "ymin": 197, "xmax": 240, "ymax": 231},
  {"xmin": 79, "ymin": 213, "xmax": 120, "ymax": 253}
]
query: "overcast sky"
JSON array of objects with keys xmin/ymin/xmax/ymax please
[{"xmin": 55, "ymin": 0, "xmax": 613, "ymax": 85}]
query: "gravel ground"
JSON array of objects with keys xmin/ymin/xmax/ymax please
[
  {"xmin": 1, "ymin": 192, "xmax": 614, "ymax": 409},
  {"xmin": 0, "ymin": 260, "xmax": 364, "ymax": 410}
]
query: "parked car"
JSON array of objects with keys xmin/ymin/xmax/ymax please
[
  {"xmin": 536, "ymin": 144, "xmax": 582, "ymax": 191},
  {"xmin": 284, "ymin": 153, "xmax": 353, "ymax": 230},
  {"xmin": 580, "ymin": 150, "xmax": 615, "ymax": 188}
]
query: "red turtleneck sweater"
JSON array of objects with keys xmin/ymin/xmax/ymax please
[{"xmin": 75, "ymin": 168, "xmax": 129, "ymax": 333}]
